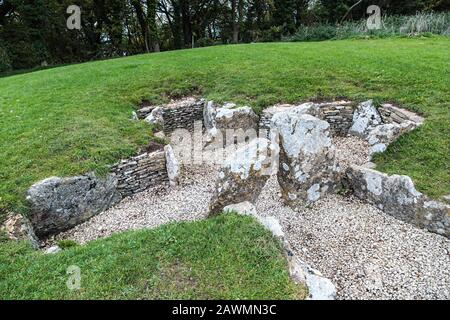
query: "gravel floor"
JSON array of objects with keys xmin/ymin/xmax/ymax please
[
  {"xmin": 57, "ymin": 165, "xmax": 214, "ymax": 244},
  {"xmin": 256, "ymin": 176, "xmax": 450, "ymax": 300},
  {"xmin": 56, "ymin": 136, "xmax": 450, "ymax": 300}
]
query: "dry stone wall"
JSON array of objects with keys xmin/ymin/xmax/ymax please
[
  {"xmin": 317, "ymin": 102, "xmax": 354, "ymax": 136},
  {"xmin": 162, "ymin": 100, "xmax": 205, "ymax": 133},
  {"xmin": 111, "ymin": 150, "xmax": 168, "ymax": 198},
  {"xmin": 378, "ymin": 103, "xmax": 424, "ymax": 125},
  {"xmin": 259, "ymin": 101, "xmax": 355, "ymax": 137}
]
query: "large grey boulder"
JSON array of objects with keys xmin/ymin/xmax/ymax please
[
  {"xmin": 367, "ymin": 121, "xmax": 417, "ymax": 157},
  {"xmin": 346, "ymin": 165, "xmax": 450, "ymax": 237},
  {"xmin": 26, "ymin": 173, "xmax": 121, "ymax": 237},
  {"xmin": 208, "ymin": 138, "xmax": 277, "ymax": 215},
  {"xmin": 349, "ymin": 100, "xmax": 382, "ymax": 138},
  {"xmin": 271, "ymin": 112, "xmax": 340, "ymax": 206},
  {"xmin": 215, "ymin": 105, "xmax": 259, "ymax": 136}
]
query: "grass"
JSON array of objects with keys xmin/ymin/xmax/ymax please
[
  {"xmin": 0, "ymin": 37, "xmax": 449, "ymax": 219},
  {"xmin": 0, "ymin": 214, "xmax": 306, "ymax": 299}
]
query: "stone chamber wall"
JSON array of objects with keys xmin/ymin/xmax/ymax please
[
  {"xmin": 15, "ymin": 98, "xmax": 446, "ymax": 242},
  {"xmin": 111, "ymin": 150, "xmax": 168, "ymax": 198},
  {"xmin": 162, "ymin": 100, "xmax": 205, "ymax": 133},
  {"xmin": 259, "ymin": 101, "xmax": 355, "ymax": 137},
  {"xmin": 317, "ymin": 102, "xmax": 354, "ymax": 136},
  {"xmin": 378, "ymin": 103, "xmax": 424, "ymax": 125}
]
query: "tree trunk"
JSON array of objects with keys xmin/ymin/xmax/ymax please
[
  {"xmin": 231, "ymin": 0, "xmax": 238, "ymax": 43},
  {"xmin": 147, "ymin": 0, "xmax": 160, "ymax": 52},
  {"xmin": 180, "ymin": 0, "xmax": 192, "ymax": 48},
  {"xmin": 131, "ymin": 0, "xmax": 150, "ymax": 53},
  {"xmin": 172, "ymin": 1, "xmax": 183, "ymax": 49}
]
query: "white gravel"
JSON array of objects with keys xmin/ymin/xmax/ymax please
[
  {"xmin": 256, "ymin": 175, "xmax": 450, "ymax": 300},
  {"xmin": 56, "ymin": 166, "xmax": 214, "ymax": 244},
  {"xmin": 56, "ymin": 136, "xmax": 450, "ymax": 300}
]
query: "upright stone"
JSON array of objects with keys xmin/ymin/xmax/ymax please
[
  {"xmin": 209, "ymin": 138, "xmax": 277, "ymax": 215},
  {"xmin": 203, "ymin": 100, "xmax": 218, "ymax": 141},
  {"xmin": 346, "ymin": 165, "xmax": 450, "ymax": 237},
  {"xmin": 349, "ymin": 100, "xmax": 382, "ymax": 138},
  {"xmin": 271, "ymin": 112, "xmax": 340, "ymax": 206},
  {"xmin": 215, "ymin": 106, "xmax": 259, "ymax": 137},
  {"xmin": 144, "ymin": 106, "xmax": 164, "ymax": 126},
  {"xmin": 164, "ymin": 145, "xmax": 180, "ymax": 187},
  {"xmin": 366, "ymin": 121, "xmax": 417, "ymax": 156}
]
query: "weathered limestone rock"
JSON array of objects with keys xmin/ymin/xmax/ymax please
[
  {"xmin": 441, "ymin": 195, "xmax": 450, "ymax": 205},
  {"xmin": 26, "ymin": 173, "xmax": 121, "ymax": 237},
  {"xmin": 346, "ymin": 165, "xmax": 450, "ymax": 237},
  {"xmin": 136, "ymin": 105, "xmax": 156, "ymax": 119},
  {"xmin": 44, "ymin": 245, "xmax": 62, "ymax": 254},
  {"xmin": 208, "ymin": 138, "xmax": 277, "ymax": 215},
  {"xmin": 144, "ymin": 106, "xmax": 164, "ymax": 126},
  {"xmin": 289, "ymin": 102, "xmax": 321, "ymax": 117},
  {"xmin": 215, "ymin": 105, "xmax": 259, "ymax": 136},
  {"xmin": 271, "ymin": 112, "xmax": 340, "ymax": 206},
  {"xmin": 349, "ymin": 100, "xmax": 382, "ymax": 138},
  {"xmin": 1, "ymin": 213, "xmax": 39, "ymax": 248},
  {"xmin": 367, "ymin": 121, "xmax": 417, "ymax": 156},
  {"xmin": 223, "ymin": 201, "xmax": 257, "ymax": 216},
  {"xmin": 164, "ymin": 145, "xmax": 179, "ymax": 187},
  {"xmin": 222, "ymin": 102, "xmax": 237, "ymax": 109},
  {"xmin": 203, "ymin": 100, "xmax": 218, "ymax": 141}
]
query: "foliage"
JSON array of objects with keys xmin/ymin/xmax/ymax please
[
  {"xmin": 0, "ymin": 45, "xmax": 11, "ymax": 72},
  {"xmin": 291, "ymin": 12, "xmax": 450, "ymax": 41},
  {"xmin": 1, "ymin": 1, "xmax": 448, "ymax": 71}
]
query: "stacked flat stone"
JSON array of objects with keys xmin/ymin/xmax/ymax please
[
  {"xmin": 163, "ymin": 100, "xmax": 205, "ymax": 133},
  {"xmin": 378, "ymin": 103, "xmax": 424, "ymax": 125},
  {"xmin": 317, "ymin": 102, "xmax": 354, "ymax": 136},
  {"xmin": 112, "ymin": 150, "xmax": 168, "ymax": 197}
]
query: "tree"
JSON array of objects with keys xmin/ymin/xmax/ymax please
[
  {"xmin": 147, "ymin": 0, "xmax": 160, "ymax": 51},
  {"xmin": 273, "ymin": 0, "xmax": 296, "ymax": 34}
]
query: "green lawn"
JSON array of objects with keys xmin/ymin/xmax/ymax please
[
  {"xmin": 0, "ymin": 36, "xmax": 449, "ymax": 218},
  {"xmin": 0, "ymin": 214, "xmax": 305, "ymax": 299}
]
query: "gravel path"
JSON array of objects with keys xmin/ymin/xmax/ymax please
[
  {"xmin": 57, "ymin": 136, "xmax": 450, "ymax": 300},
  {"xmin": 256, "ymin": 176, "xmax": 450, "ymax": 300},
  {"xmin": 57, "ymin": 166, "xmax": 214, "ymax": 243}
]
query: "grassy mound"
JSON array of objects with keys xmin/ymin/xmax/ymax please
[
  {"xmin": 0, "ymin": 37, "xmax": 449, "ymax": 218},
  {"xmin": 0, "ymin": 214, "xmax": 306, "ymax": 300}
]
